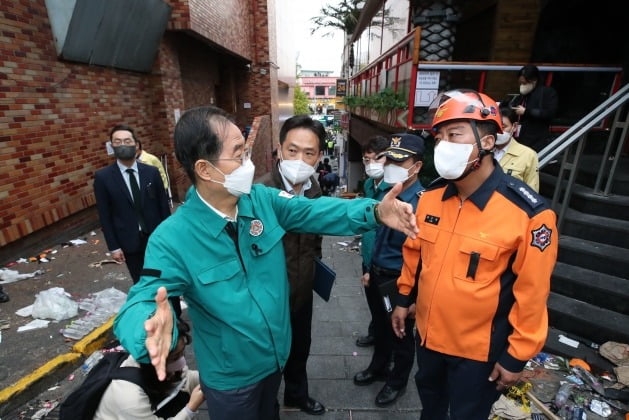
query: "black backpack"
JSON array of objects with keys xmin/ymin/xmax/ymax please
[{"xmin": 59, "ymin": 351, "xmax": 144, "ymax": 420}]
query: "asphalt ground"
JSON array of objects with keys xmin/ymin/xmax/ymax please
[
  {"xmin": 0, "ymin": 228, "xmax": 133, "ymax": 416},
  {"xmin": 0, "ymin": 234, "xmax": 423, "ymax": 419},
  {"xmin": 3, "ymin": 231, "xmax": 625, "ymax": 419}
]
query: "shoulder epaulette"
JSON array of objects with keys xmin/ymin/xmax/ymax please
[{"xmin": 506, "ymin": 180, "xmax": 543, "ymax": 209}]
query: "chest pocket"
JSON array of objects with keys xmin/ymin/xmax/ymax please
[
  {"xmin": 418, "ymin": 223, "xmax": 439, "ymax": 263},
  {"xmin": 249, "ymin": 224, "xmax": 285, "ymax": 257},
  {"xmin": 197, "ymin": 259, "xmax": 241, "ymax": 287},
  {"xmin": 455, "ymin": 237, "xmax": 499, "ymax": 284}
]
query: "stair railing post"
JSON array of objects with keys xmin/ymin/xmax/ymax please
[
  {"xmin": 539, "ymin": 84, "xmax": 629, "ymax": 169},
  {"xmin": 553, "ymin": 135, "xmax": 586, "ymax": 232},
  {"xmin": 603, "ymin": 104, "xmax": 629, "ymax": 196}
]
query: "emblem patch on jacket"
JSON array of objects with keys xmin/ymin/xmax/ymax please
[
  {"xmin": 250, "ymin": 219, "xmax": 264, "ymax": 236},
  {"xmin": 531, "ymin": 224, "xmax": 552, "ymax": 251}
]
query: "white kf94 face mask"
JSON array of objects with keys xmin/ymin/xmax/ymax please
[
  {"xmin": 365, "ymin": 162, "xmax": 385, "ymax": 179},
  {"xmin": 279, "ymin": 159, "xmax": 316, "ymax": 184},
  {"xmin": 495, "ymin": 130, "xmax": 512, "ymax": 146},
  {"xmin": 433, "ymin": 141, "xmax": 476, "ymax": 180},
  {"xmin": 210, "ymin": 158, "xmax": 256, "ymax": 197},
  {"xmin": 383, "ymin": 163, "xmax": 411, "ymax": 184}
]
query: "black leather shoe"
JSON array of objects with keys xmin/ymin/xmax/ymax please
[
  {"xmin": 353, "ymin": 369, "xmax": 386, "ymax": 386},
  {"xmin": 375, "ymin": 385, "xmax": 406, "ymax": 407},
  {"xmin": 355, "ymin": 334, "xmax": 375, "ymax": 347},
  {"xmin": 284, "ymin": 396, "xmax": 325, "ymax": 415}
]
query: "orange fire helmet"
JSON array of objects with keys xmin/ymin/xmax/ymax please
[{"xmin": 429, "ymin": 89, "xmax": 503, "ymax": 133}]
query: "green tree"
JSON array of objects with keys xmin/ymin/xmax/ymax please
[
  {"xmin": 310, "ymin": 0, "xmax": 362, "ymax": 36},
  {"xmin": 310, "ymin": 0, "xmax": 398, "ymax": 37},
  {"xmin": 293, "ymin": 85, "xmax": 310, "ymax": 115}
]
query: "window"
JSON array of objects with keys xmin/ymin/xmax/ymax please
[
  {"xmin": 328, "ymin": 86, "xmax": 336, "ymax": 96},
  {"xmin": 315, "ymin": 86, "xmax": 325, "ymax": 96}
]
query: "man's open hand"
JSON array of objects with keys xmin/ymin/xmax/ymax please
[
  {"xmin": 377, "ymin": 183, "xmax": 419, "ymax": 239},
  {"xmin": 144, "ymin": 286, "xmax": 174, "ymax": 381}
]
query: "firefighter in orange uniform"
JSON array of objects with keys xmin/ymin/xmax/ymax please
[{"xmin": 391, "ymin": 90, "xmax": 558, "ymax": 419}]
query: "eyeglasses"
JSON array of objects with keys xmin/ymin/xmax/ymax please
[
  {"xmin": 210, "ymin": 149, "xmax": 252, "ymax": 165},
  {"xmin": 362, "ymin": 154, "xmax": 385, "ymax": 165},
  {"xmin": 111, "ymin": 138, "xmax": 135, "ymax": 146}
]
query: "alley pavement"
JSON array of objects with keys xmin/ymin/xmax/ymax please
[{"xmin": 1, "ymin": 234, "xmax": 422, "ymax": 419}]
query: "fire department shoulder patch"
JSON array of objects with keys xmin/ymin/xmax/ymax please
[{"xmin": 531, "ymin": 224, "xmax": 552, "ymax": 251}]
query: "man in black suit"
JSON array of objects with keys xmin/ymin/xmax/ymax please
[{"xmin": 94, "ymin": 124, "xmax": 171, "ymax": 284}]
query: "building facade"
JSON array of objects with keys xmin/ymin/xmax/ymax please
[
  {"xmin": 0, "ymin": 0, "xmax": 295, "ymax": 257},
  {"xmin": 299, "ymin": 71, "xmax": 339, "ymax": 114}
]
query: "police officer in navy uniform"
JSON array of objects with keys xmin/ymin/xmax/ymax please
[{"xmin": 353, "ymin": 133, "xmax": 425, "ymax": 407}]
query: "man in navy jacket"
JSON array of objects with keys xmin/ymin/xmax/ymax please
[{"xmin": 94, "ymin": 125, "xmax": 170, "ymax": 284}]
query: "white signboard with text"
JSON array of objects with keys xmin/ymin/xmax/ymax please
[{"xmin": 414, "ymin": 71, "xmax": 440, "ymax": 107}]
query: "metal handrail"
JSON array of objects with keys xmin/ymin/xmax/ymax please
[
  {"xmin": 538, "ymin": 83, "xmax": 629, "ymax": 167},
  {"xmin": 537, "ymin": 83, "xmax": 629, "ymax": 229}
]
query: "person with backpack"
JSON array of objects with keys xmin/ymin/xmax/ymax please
[{"xmin": 94, "ymin": 320, "xmax": 203, "ymax": 419}]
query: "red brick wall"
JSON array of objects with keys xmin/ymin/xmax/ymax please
[
  {"xmin": 168, "ymin": 0, "xmax": 253, "ymax": 61},
  {"xmin": 0, "ymin": 0, "xmax": 276, "ymax": 249},
  {"xmin": 150, "ymin": 32, "xmax": 187, "ymax": 202},
  {"xmin": 0, "ymin": 2, "xmax": 174, "ymax": 247}
]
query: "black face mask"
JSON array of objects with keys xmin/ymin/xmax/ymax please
[{"xmin": 113, "ymin": 145, "xmax": 136, "ymax": 160}]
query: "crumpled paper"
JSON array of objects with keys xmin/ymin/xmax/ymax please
[
  {"xmin": 490, "ymin": 394, "xmax": 531, "ymax": 419},
  {"xmin": 600, "ymin": 341, "xmax": 629, "ymax": 366},
  {"xmin": 614, "ymin": 365, "xmax": 629, "ymax": 386},
  {"xmin": 17, "ymin": 319, "xmax": 50, "ymax": 332}
]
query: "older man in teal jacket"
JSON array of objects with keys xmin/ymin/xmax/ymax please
[{"xmin": 114, "ymin": 106, "xmax": 417, "ymax": 420}]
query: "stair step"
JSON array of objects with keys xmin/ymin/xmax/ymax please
[
  {"xmin": 562, "ymin": 208, "xmax": 629, "ymax": 248},
  {"xmin": 552, "ymin": 262, "xmax": 629, "ymax": 315},
  {"xmin": 540, "ymin": 173, "xmax": 629, "ymax": 221},
  {"xmin": 558, "ymin": 235, "xmax": 629, "ymax": 278},
  {"xmin": 544, "ymin": 327, "xmax": 615, "ymax": 372},
  {"xmin": 542, "ymin": 155, "xmax": 629, "ymax": 196},
  {"xmin": 547, "ymin": 292, "xmax": 629, "ymax": 345}
]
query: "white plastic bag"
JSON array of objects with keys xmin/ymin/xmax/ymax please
[{"xmin": 32, "ymin": 287, "xmax": 78, "ymax": 321}]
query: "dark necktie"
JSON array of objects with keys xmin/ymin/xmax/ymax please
[
  {"xmin": 225, "ymin": 221, "xmax": 238, "ymax": 246},
  {"xmin": 126, "ymin": 168, "xmax": 147, "ymax": 232}
]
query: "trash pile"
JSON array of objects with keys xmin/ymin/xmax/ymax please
[
  {"xmin": 3, "ymin": 234, "xmax": 94, "ymax": 270},
  {"xmin": 60, "ymin": 287, "xmax": 127, "ymax": 340},
  {"xmin": 491, "ymin": 344, "xmax": 629, "ymax": 419},
  {"xmin": 14, "ymin": 287, "xmax": 127, "ymax": 340}
]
